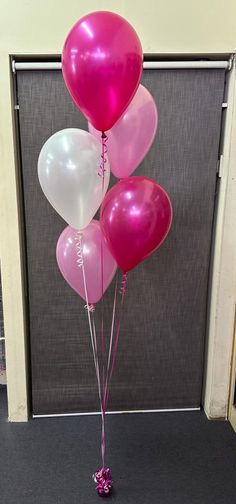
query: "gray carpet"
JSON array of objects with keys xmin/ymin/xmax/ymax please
[{"xmin": 0, "ymin": 386, "xmax": 236, "ymax": 504}]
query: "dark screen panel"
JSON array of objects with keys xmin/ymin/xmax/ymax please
[{"xmin": 17, "ymin": 68, "xmax": 225, "ymax": 414}]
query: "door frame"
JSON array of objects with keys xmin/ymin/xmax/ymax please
[
  {"xmin": 229, "ymin": 316, "xmax": 236, "ymax": 432},
  {"xmin": 203, "ymin": 55, "xmax": 236, "ymax": 421},
  {"xmin": 1, "ymin": 55, "xmax": 236, "ymax": 421}
]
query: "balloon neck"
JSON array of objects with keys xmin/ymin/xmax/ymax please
[{"xmin": 101, "ymin": 131, "xmax": 107, "ymax": 139}]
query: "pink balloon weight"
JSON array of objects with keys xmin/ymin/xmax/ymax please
[
  {"xmin": 62, "ymin": 11, "xmax": 143, "ymax": 131},
  {"xmin": 56, "ymin": 220, "xmax": 117, "ymax": 304},
  {"xmin": 100, "ymin": 177, "xmax": 173, "ymax": 272},
  {"xmin": 89, "ymin": 85, "xmax": 158, "ymax": 178}
]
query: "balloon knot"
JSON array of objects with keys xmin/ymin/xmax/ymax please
[
  {"xmin": 93, "ymin": 467, "xmax": 112, "ymax": 497},
  {"xmin": 84, "ymin": 303, "xmax": 96, "ymax": 313}
]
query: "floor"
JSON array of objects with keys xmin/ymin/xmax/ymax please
[{"xmin": 0, "ymin": 386, "xmax": 236, "ymax": 504}]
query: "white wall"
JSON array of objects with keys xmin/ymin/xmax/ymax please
[
  {"xmin": 0, "ymin": 0, "xmax": 236, "ymax": 54},
  {"xmin": 1, "ymin": 0, "xmax": 236, "ymax": 421}
]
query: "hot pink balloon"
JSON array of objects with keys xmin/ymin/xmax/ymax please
[
  {"xmin": 89, "ymin": 85, "xmax": 158, "ymax": 178},
  {"xmin": 56, "ymin": 220, "xmax": 117, "ymax": 304},
  {"xmin": 62, "ymin": 11, "xmax": 143, "ymax": 131},
  {"xmin": 100, "ymin": 177, "xmax": 173, "ymax": 272}
]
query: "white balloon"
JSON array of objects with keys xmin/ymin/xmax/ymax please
[{"xmin": 38, "ymin": 128, "xmax": 110, "ymax": 229}]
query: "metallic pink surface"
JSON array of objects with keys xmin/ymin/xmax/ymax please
[
  {"xmin": 62, "ymin": 11, "xmax": 143, "ymax": 131},
  {"xmin": 93, "ymin": 467, "xmax": 112, "ymax": 497},
  {"xmin": 100, "ymin": 177, "xmax": 173, "ymax": 272},
  {"xmin": 56, "ymin": 220, "xmax": 117, "ymax": 304},
  {"xmin": 89, "ymin": 85, "xmax": 158, "ymax": 178}
]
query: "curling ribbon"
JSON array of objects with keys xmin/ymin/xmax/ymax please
[
  {"xmin": 84, "ymin": 303, "xmax": 96, "ymax": 313},
  {"xmin": 98, "ymin": 132, "xmax": 108, "ymax": 177}
]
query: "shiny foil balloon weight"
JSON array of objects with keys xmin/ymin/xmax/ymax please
[{"xmin": 93, "ymin": 467, "xmax": 113, "ymax": 497}]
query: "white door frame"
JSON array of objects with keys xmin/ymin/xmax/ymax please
[
  {"xmin": 1, "ymin": 56, "xmax": 236, "ymax": 421},
  {"xmin": 229, "ymin": 321, "xmax": 236, "ymax": 432},
  {"xmin": 204, "ymin": 55, "xmax": 236, "ymax": 419}
]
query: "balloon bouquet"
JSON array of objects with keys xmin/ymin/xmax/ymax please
[{"xmin": 38, "ymin": 11, "xmax": 172, "ymax": 498}]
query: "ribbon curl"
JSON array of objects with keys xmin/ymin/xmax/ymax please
[
  {"xmin": 84, "ymin": 303, "xmax": 96, "ymax": 313},
  {"xmin": 119, "ymin": 272, "xmax": 128, "ymax": 296},
  {"xmin": 98, "ymin": 132, "xmax": 108, "ymax": 177},
  {"xmin": 93, "ymin": 467, "xmax": 113, "ymax": 497}
]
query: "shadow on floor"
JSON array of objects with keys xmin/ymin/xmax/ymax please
[{"xmin": 0, "ymin": 386, "xmax": 236, "ymax": 504}]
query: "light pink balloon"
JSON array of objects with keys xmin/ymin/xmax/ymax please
[
  {"xmin": 62, "ymin": 11, "xmax": 143, "ymax": 131},
  {"xmin": 89, "ymin": 85, "xmax": 158, "ymax": 178},
  {"xmin": 56, "ymin": 220, "xmax": 117, "ymax": 304}
]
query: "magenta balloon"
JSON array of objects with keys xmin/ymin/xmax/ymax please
[
  {"xmin": 89, "ymin": 85, "xmax": 158, "ymax": 178},
  {"xmin": 62, "ymin": 11, "xmax": 143, "ymax": 131},
  {"xmin": 100, "ymin": 177, "xmax": 173, "ymax": 272},
  {"xmin": 56, "ymin": 220, "xmax": 117, "ymax": 304}
]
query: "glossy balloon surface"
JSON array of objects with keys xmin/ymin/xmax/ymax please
[
  {"xmin": 38, "ymin": 128, "xmax": 110, "ymax": 230},
  {"xmin": 56, "ymin": 220, "xmax": 117, "ymax": 303},
  {"xmin": 89, "ymin": 85, "xmax": 158, "ymax": 178},
  {"xmin": 101, "ymin": 176, "xmax": 173, "ymax": 272},
  {"xmin": 62, "ymin": 11, "xmax": 143, "ymax": 131}
]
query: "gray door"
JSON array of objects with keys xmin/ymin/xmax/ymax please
[{"xmin": 17, "ymin": 68, "xmax": 225, "ymax": 415}]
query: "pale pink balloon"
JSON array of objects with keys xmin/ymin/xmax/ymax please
[
  {"xmin": 89, "ymin": 85, "xmax": 158, "ymax": 178},
  {"xmin": 56, "ymin": 220, "xmax": 117, "ymax": 304},
  {"xmin": 62, "ymin": 11, "xmax": 143, "ymax": 131}
]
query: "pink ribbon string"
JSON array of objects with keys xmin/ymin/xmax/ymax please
[
  {"xmin": 105, "ymin": 277, "xmax": 118, "ymax": 385},
  {"xmin": 75, "ymin": 232, "xmax": 101, "ymax": 403},
  {"xmin": 91, "ymin": 272, "xmax": 128, "ymax": 497},
  {"xmin": 76, "ymin": 138, "xmax": 128, "ymax": 496},
  {"xmin": 91, "ymin": 311, "xmax": 105, "ymax": 466},
  {"xmin": 103, "ymin": 276, "xmax": 118, "ymax": 410},
  {"xmin": 91, "ymin": 311, "xmax": 102, "ymax": 404},
  {"xmin": 104, "ymin": 272, "xmax": 128, "ymax": 411},
  {"xmin": 119, "ymin": 271, "xmax": 128, "ymax": 296},
  {"xmin": 77, "ymin": 231, "xmax": 128, "ymax": 495},
  {"xmin": 99, "ymin": 132, "xmax": 108, "ymax": 451}
]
